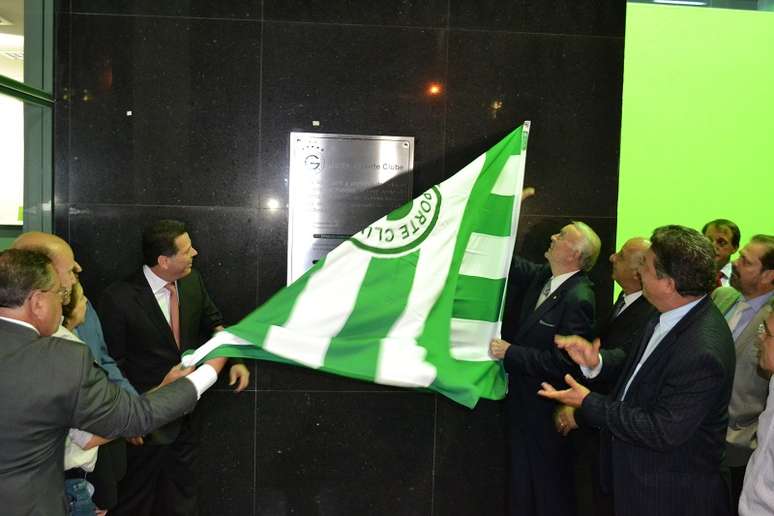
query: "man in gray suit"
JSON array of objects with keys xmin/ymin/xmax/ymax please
[
  {"xmin": 0, "ymin": 249, "xmax": 219, "ymax": 516},
  {"xmin": 712, "ymin": 234, "xmax": 774, "ymax": 511}
]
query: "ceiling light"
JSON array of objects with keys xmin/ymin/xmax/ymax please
[{"xmin": 653, "ymin": 0, "xmax": 708, "ymax": 5}]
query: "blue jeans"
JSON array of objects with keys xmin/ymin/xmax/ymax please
[{"xmin": 65, "ymin": 478, "xmax": 97, "ymax": 516}]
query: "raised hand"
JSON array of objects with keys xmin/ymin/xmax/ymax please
[{"xmin": 555, "ymin": 335, "xmax": 601, "ymax": 368}]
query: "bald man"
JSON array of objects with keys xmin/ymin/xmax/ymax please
[
  {"xmin": 13, "ymin": 232, "xmax": 137, "ymax": 393},
  {"xmin": 13, "ymin": 232, "xmax": 81, "ymax": 304}
]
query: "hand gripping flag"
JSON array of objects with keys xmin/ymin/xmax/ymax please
[{"xmin": 182, "ymin": 123, "xmax": 530, "ymax": 408}]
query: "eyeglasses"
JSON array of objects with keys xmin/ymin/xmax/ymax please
[
  {"xmin": 41, "ymin": 286, "xmax": 68, "ymax": 302},
  {"xmin": 759, "ymin": 320, "xmax": 773, "ymax": 339}
]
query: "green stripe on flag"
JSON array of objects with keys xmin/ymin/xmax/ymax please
[
  {"xmin": 324, "ymin": 252, "xmax": 419, "ymax": 377},
  {"xmin": 418, "ymin": 125, "xmax": 525, "ymax": 406},
  {"xmin": 226, "ymin": 257, "xmax": 327, "ymax": 351},
  {"xmin": 474, "ymin": 194, "xmax": 514, "ymax": 237},
  {"xmin": 452, "ymin": 275, "xmax": 506, "ymax": 322}
]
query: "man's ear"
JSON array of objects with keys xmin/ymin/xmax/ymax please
[
  {"xmin": 572, "ymin": 248, "xmax": 583, "ymax": 268},
  {"xmin": 156, "ymin": 255, "xmax": 169, "ymax": 270},
  {"xmin": 27, "ymin": 291, "xmax": 46, "ymax": 321},
  {"xmin": 663, "ymin": 276, "xmax": 678, "ymax": 296},
  {"xmin": 761, "ymin": 268, "xmax": 774, "ymax": 287}
]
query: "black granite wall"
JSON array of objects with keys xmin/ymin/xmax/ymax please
[{"xmin": 54, "ymin": 1, "xmax": 626, "ymax": 514}]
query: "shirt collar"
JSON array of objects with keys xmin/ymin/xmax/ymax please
[
  {"xmin": 143, "ymin": 265, "xmax": 172, "ymax": 294},
  {"xmin": 658, "ymin": 296, "xmax": 705, "ymax": 330},
  {"xmin": 549, "ymin": 270, "xmax": 579, "ymax": 294},
  {"xmin": 0, "ymin": 315, "xmax": 39, "ymax": 335},
  {"xmin": 720, "ymin": 262, "xmax": 733, "ymax": 279},
  {"xmin": 623, "ymin": 290, "xmax": 644, "ymax": 308},
  {"xmin": 741, "ymin": 290, "xmax": 774, "ymax": 312}
]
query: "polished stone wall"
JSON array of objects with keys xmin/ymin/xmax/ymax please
[{"xmin": 54, "ymin": 1, "xmax": 626, "ymax": 514}]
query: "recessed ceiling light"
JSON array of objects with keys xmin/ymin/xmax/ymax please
[{"xmin": 653, "ymin": 0, "xmax": 708, "ymax": 5}]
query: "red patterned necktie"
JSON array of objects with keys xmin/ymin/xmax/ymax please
[{"xmin": 164, "ymin": 282, "xmax": 181, "ymax": 348}]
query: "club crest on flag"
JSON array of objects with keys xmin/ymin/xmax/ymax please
[{"xmin": 351, "ymin": 187, "xmax": 442, "ymax": 255}]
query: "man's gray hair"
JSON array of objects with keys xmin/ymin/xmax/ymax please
[
  {"xmin": 572, "ymin": 221, "xmax": 602, "ymax": 272},
  {"xmin": 0, "ymin": 249, "xmax": 56, "ymax": 308}
]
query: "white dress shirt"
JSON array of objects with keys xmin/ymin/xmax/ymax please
[
  {"xmin": 618, "ymin": 291, "xmax": 644, "ymax": 316},
  {"xmin": 583, "ymin": 297, "xmax": 705, "ymax": 401},
  {"xmin": 143, "ymin": 265, "xmax": 176, "ymax": 324},
  {"xmin": 536, "ymin": 270, "xmax": 579, "ymax": 307},
  {"xmin": 740, "ymin": 378, "xmax": 774, "ymax": 515},
  {"xmin": 719, "ymin": 262, "xmax": 733, "ymax": 287}
]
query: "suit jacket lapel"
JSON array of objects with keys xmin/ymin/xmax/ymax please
[
  {"xmin": 517, "ymin": 270, "xmax": 551, "ymax": 327},
  {"xmin": 623, "ymin": 297, "xmax": 712, "ymax": 393},
  {"xmin": 130, "ymin": 271, "xmax": 178, "ymax": 350},
  {"xmin": 517, "ymin": 271, "xmax": 582, "ymax": 337},
  {"xmin": 735, "ymin": 304, "xmax": 772, "ymax": 357}
]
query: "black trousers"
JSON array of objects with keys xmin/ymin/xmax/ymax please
[
  {"xmin": 111, "ymin": 414, "xmax": 201, "ymax": 516},
  {"xmin": 507, "ymin": 393, "xmax": 576, "ymax": 516},
  {"xmin": 87, "ymin": 439, "xmax": 127, "ymax": 510}
]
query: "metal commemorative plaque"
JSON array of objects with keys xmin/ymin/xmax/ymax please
[{"xmin": 287, "ymin": 132, "xmax": 414, "ymax": 283}]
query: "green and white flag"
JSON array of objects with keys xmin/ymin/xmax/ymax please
[{"xmin": 182, "ymin": 123, "xmax": 530, "ymax": 408}]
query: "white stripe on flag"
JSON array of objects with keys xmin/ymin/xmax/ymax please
[
  {"xmin": 263, "ymin": 241, "xmax": 370, "ymax": 368},
  {"xmin": 491, "ymin": 155, "xmax": 522, "ymax": 196},
  {"xmin": 449, "ymin": 318, "xmax": 501, "ymax": 361},
  {"xmin": 376, "ymin": 154, "xmax": 486, "ymax": 387},
  {"xmin": 458, "ymin": 233, "xmax": 511, "ymax": 280},
  {"xmin": 180, "ymin": 330, "xmax": 252, "ymax": 367}
]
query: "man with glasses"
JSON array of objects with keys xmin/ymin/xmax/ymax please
[
  {"xmin": 739, "ymin": 310, "xmax": 774, "ymax": 515},
  {"xmin": 712, "ymin": 234, "xmax": 774, "ymax": 512},
  {"xmin": 12, "ymin": 231, "xmax": 176, "ymax": 514},
  {"xmin": 0, "ymin": 248, "xmax": 217, "ymax": 516}
]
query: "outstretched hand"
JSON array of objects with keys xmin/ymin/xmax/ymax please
[
  {"xmin": 555, "ymin": 335, "xmax": 601, "ymax": 368},
  {"xmin": 159, "ymin": 363, "xmax": 195, "ymax": 388},
  {"xmin": 538, "ymin": 374, "xmax": 590, "ymax": 408}
]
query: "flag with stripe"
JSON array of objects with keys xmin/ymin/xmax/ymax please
[{"xmin": 182, "ymin": 123, "xmax": 530, "ymax": 408}]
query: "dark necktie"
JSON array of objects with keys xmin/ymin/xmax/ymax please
[
  {"xmin": 615, "ymin": 316, "xmax": 659, "ymax": 401},
  {"xmin": 611, "ymin": 292, "xmax": 626, "ymax": 319}
]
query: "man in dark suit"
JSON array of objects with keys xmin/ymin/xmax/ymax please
[
  {"xmin": 99, "ymin": 220, "xmax": 249, "ymax": 516},
  {"xmin": 542, "ymin": 225, "xmax": 736, "ymax": 516},
  {"xmin": 555, "ymin": 237, "xmax": 657, "ymax": 516},
  {"xmin": 0, "ymin": 248, "xmax": 215, "ymax": 516},
  {"xmin": 488, "ymin": 220, "xmax": 601, "ymax": 516}
]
